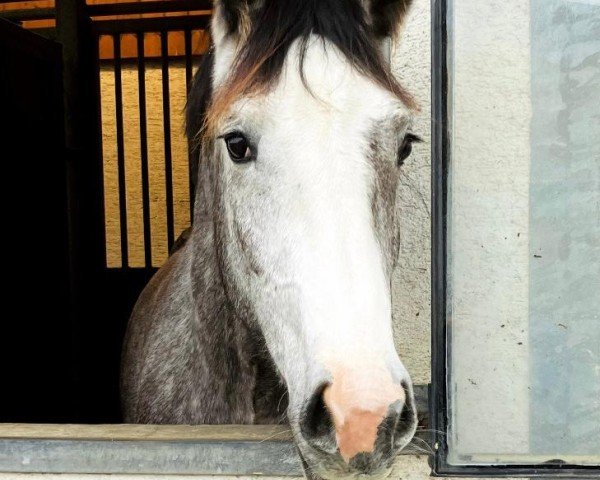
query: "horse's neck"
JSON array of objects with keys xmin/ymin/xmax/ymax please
[
  {"xmin": 185, "ymin": 220, "xmax": 255, "ymax": 422},
  {"xmin": 187, "ymin": 219, "xmax": 287, "ymax": 424}
]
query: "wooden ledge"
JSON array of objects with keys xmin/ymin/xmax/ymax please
[{"xmin": 0, "ymin": 423, "xmax": 294, "ymax": 442}]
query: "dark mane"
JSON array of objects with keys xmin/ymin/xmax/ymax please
[
  {"xmin": 185, "ymin": 49, "xmax": 214, "ymax": 191},
  {"xmin": 203, "ymin": 0, "xmax": 415, "ymax": 132}
]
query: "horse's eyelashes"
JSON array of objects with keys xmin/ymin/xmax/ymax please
[
  {"xmin": 397, "ymin": 142, "xmax": 412, "ymax": 165},
  {"xmin": 397, "ymin": 133, "xmax": 422, "ymax": 167},
  {"xmin": 224, "ymin": 133, "xmax": 255, "ymax": 163}
]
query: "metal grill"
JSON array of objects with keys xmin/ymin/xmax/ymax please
[
  {"xmin": 1, "ymin": 1, "xmax": 211, "ymax": 269},
  {"xmin": 93, "ymin": 10, "xmax": 210, "ymax": 269}
]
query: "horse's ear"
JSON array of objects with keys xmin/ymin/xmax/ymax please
[
  {"xmin": 365, "ymin": 0, "xmax": 414, "ymax": 38},
  {"xmin": 212, "ymin": 0, "xmax": 262, "ymax": 38}
]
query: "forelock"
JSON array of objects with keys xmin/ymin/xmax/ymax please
[{"xmin": 201, "ymin": 0, "xmax": 416, "ymax": 136}]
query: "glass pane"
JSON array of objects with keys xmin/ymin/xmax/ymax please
[{"xmin": 446, "ymin": 0, "xmax": 600, "ymax": 466}]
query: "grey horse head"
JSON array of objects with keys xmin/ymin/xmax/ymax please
[
  {"xmin": 123, "ymin": 1, "xmax": 421, "ymax": 478},
  {"xmin": 193, "ymin": 0, "xmax": 420, "ymax": 477}
]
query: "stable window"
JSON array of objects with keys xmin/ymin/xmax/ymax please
[
  {"xmin": 0, "ymin": 0, "xmax": 430, "ymax": 476},
  {"xmin": 431, "ymin": 0, "xmax": 600, "ymax": 476},
  {"xmin": 2, "ymin": 0, "xmax": 599, "ymax": 477}
]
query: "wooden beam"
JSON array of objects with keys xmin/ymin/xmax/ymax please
[
  {"xmin": 0, "ymin": 7, "xmax": 54, "ymax": 20},
  {"xmin": 92, "ymin": 14, "xmax": 209, "ymax": 34},
  {"xmin": 0, "ymin": 424, "xmax": 293, "ymax": 442},
  {"xmin": 87, "ymin": 0, "xmax": 211, "ymax": 17}
]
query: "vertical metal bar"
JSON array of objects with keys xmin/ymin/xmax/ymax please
[
  {"xmin": 55, "ymin": 0, "xmax": 85, "ymax": 150},
  {"xmin": 113, "ymin": 33, "xmax": 129, "ymax": 267},
  {"xmin": 184, "ymin": 29, "xmax": 195, "ymax": 217},
  {"xmin": 184, "ymin": 29, "xmax": 193, "ymax": 92},
  {"xmin": 431, "ymin": 0, "xmax": 449, "ymax": 474},
  {"xmin": 94, "ymin": 35, "xmax": 108, "ymax": 269},
  {"xmin": 137, "ymin": 33, "xmax": 152, "ymax": 267},
  {"xmin": 161, "ymin": 31, "xmax": 175, "ymax": 251}
]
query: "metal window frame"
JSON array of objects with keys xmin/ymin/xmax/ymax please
[{"xmin": 430, "ymin": 0, "xmax": 600, "ymax": 476}]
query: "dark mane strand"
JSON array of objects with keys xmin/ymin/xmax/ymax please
[{"xmin": 185, "ymin": 48, "xmax": 215, "ymax": 190}]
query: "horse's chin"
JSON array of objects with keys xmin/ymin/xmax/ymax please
[{"xmin": 297, "ymin": 447, "xmax": 394, "ymax": 480}]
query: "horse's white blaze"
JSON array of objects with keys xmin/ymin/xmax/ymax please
[{"xmin": 212, "ymin": 32, "xmax": 412, "ymax": 429}]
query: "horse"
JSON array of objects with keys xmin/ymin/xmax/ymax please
[{"xmin": 121, "ymin": 1, "xmax": 421, "ymax": 477}]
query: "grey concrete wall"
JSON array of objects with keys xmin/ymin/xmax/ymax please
[
  {"xmin": 391, "ymin": 0, "xmax": 432, "ymax": 387},
  {"xmin": 446, "ymin": 0, "xmax": 532, "ymax": 461},
  {"xmin": 444, "ymin": 0, "xmax": 599, "ymax": 466},
  {"xmin": 528, "ymin": 0, "xmax": 600, "ymax": 457}
]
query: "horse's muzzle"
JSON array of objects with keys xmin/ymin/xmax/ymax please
[{"xmin": 298, "ymin": 380, "xmax": 417, "ymax": 475}]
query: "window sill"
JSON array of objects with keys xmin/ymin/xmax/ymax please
[{"xmin": 0, "ymin": 387, "xmax": 429, "ymax": 475}]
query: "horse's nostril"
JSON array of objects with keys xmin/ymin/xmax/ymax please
[
  {"xmin": 393, "ymin": 385, "xmax": 417, "ymax": 447},
  {"xmin": 300, "ymin": 384, "xmax": 334, "ymax": 444}
]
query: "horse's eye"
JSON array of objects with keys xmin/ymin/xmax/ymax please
[
  {"xmin": 398, "ymin": 133, "xmax": 422, "ymax": 166},
  {"xmin": 224, "ymin": 133, "xmax": 253, "ymax": 162}
]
